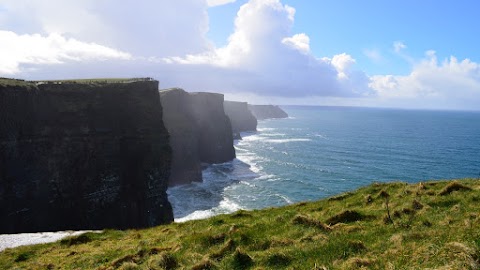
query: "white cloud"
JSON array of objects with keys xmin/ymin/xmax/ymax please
[
  {"xmin": 164, "ymin": 0, "xmax": 369, "ymax": 97},
  {"xmin": 282, "ymin": 33, "xmax": 310, "ymax": 54},
  {"xmin": 2, "ymin": 0, "xmax": 479, "ymax": 110},
  {"xmin": 1, "ymin": 0, "xmax": 370, "ymax": 98},
  {"xmin": 329, "ymin": 53, "xmax": 356, "ymax": 79},
  {"xmin": 207, "ymin": 0, "xmax": 237, "ymax": 7},
  {"xmin": 393, "ymin": 41, "xmax": 407, "ymax": 53},
  {"xmin": 0, "ymin": 0, "xmax": 211, "ymax": 57},
  {"xmin": 370, "ymin": 51, "xmax": 480, "ymax": 110},
  {"xmin": 0, "ymin": 31, "xmax": 131, "ymax": 75}
]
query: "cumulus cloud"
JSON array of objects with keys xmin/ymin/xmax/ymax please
[
  {"xmin": 165, "ymin": 0, "xmax": 370, "ymax": 97},
  {"xmin": 1, "ymin": 0, "xmax": 369, "ymax": 97},
  {"xmin": 329, "ymin": 53, "xmax": 356, "ymax": 79},
  {"xmin": 0, "ymin": 31, "xmax": 131, "ymax": 75},
  {"xmin": 370, "ymin": 51, "xmax": 480, "ymax": 110},
  {"xmin": 2, "ymin": 0, "xmax": 478, "ymax": 110},
  {"xmin": 0, "ymin": 0, "xmax": 211, "ymax": 57},
  {"xmin": 282, "ymin": 33, "xmax": 310, "ymax": 54}
]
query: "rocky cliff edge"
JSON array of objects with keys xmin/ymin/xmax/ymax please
[{"xmin": 0, "ymin": 79, "xmax": 173, "ymax": 233}]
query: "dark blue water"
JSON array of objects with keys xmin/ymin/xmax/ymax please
[{"xmin": 168, "ymin": 106, "xmax": 480, "ymax": 221}]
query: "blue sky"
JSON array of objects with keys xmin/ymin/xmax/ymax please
[
  {"xmin": 1, "ymin": 0, "xmax": 480, "ymax": 110},
  {"xmin": 208, "ymin": 0, "xmax": 480, "ymax": 76}
]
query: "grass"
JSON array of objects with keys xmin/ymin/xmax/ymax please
[
  {"xmin": 31, "ymin": 78, "xmax": 154, "ymax": 85},
  {"xmin": 0, "ymin": 78, "xmax": 35, "ymax": 88},
  {"xmin": 1, "ymin": 77, "xmax": 154, "ymax": 88},
  {"xmin": 0, "ymin": 178, "xmax": 479, "ymax": 269}
]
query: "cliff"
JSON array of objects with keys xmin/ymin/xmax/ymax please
[
  {"xmin": 159, "ymin": 89, "xmax": 236, "ymax": 186},
  {"xmin": 190, "ymin": 92, "xmax": 236, "ymax": 164},
  {"xmin": 224, "ymin": 101, "xmax": 257, "ymax": 135},
  {"xmin": 0, "ymin": 79, "xmax": 173, "ymax": 233},
  {"xmin": 248, "ymin": 104, "xmax": 288, "ymax": 120},
  {"xmin": 159, "ymin": 88, "xmax": 202, "ymax": 186}
]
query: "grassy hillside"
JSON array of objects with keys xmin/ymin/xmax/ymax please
[{"xmin": 1, "ymin": 179, "xmax": 479, "ymax": 269}]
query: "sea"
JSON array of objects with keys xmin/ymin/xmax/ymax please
[
  {"xmin": 2, "ymin": 105, "xmax": 480, "ymax": 250},
  {"xmin": 168, "ymin": 105, "xmax": 480, "ymax": 222}
]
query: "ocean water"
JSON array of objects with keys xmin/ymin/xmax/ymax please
[{"xmin": 168, "ymin": 106, "xmax": 480, "ymax": 222}]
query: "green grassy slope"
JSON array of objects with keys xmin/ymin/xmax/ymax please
[{"xmin": 1, "ymin": 179, "xmax": 479, "ymax": 270}]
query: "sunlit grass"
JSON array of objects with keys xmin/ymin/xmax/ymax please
[
  {"xmin": 0, "ymin": 78, "xmax": 35, "ymax": 87},
  {"xmin": 0, "ymin": 77, "xmax": 154, "ymax": 88},
  {"xmin": 1, "ymin": 179, "xmax": 479, "ymax": 269}
]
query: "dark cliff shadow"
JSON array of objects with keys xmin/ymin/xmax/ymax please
[{"xmin": 167, "ymin": 156, "xmax": 258, "ymax": 220}]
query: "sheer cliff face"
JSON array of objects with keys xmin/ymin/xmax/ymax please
[
  {"xmin": 159, "ymin": 89, "xmax": 236, "ymax": 186},
  {"xmin": 224, "ymin": 101, "xmax": 257, "ymax": 134},
  {"xmin": 190, "ymin": 92, "xmax": 236, "ymax": 164},
  {"xmin": 0, "ymin": 81, "xmax": 173, "ymax": 233},
  {"xmin": 248, "ymin": 105, "xmax": 289, "ymax": 120},
  {"xmin": 159, "ymin": 88, "xmax": 202, "ymax": 187}
]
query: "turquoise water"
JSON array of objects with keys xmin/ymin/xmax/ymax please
[{"xmin": 168, "ymin": 106, "xmax": 480, "ymax": 221}]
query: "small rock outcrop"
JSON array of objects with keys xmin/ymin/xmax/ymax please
[
  {"xmin": 0, "ymin": 79, "xmax": 173, "ymax": 233},
  {"xmin": 248, "ymin": 105, "xmax": 288, "ymax": 120},
  {"xmin": 159, "ymin": 89, "xmax": 235, "ymax": 186},
  {"xmin": 224, "ymin": 101, "xmax": 257, "ymax": 135}
]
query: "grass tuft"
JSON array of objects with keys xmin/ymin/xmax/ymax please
[
  {"xmin": 147, "ymin": 252, "xmax": 178, "ymax": 270},
  {"xmin": 14, "ymin": 251, "xmax": 34, "ymax": 263},
  {"xmin": 118, "ymin": 262, "xmax": 141, "ymax": 270},
  {"xmin": 231, "ymin": 210, "xmax": 252, "ymax": 218},
  {"xmin": 209, "ymin": 239, "xmax": 236, "ymax": 261},
  {"xmin": 439, "ymin": 182, "xmax": 472, "ymax": 195},
  {"xmin": 112, "ymin": 254, "xmax": 139, "ymax": 269},
  {"xmin": 444, "ymin": 242, "xmax": 479, "ymax": 269},
  {"xmin": 325, "ymin": 210, "xmax": 371, "ymax": 225},
  {"xmin": 345, "ymin": 257, "xmax": 374, "ymax": 268},
  {"xmin": 328, "ymin": 192, "xmax": 353, "ymax": 201},
  {"xmin": 412, "ymin": 199, "xmax": 424, "ymax": 210},
  {"xmin": 230, "ymin": 249, "xmax": 253, "ymax": 269},
  {"xmin": 347, "ymin": 240, "xmax": 367, "ymax": 253},
  {"xmin": 191, "ymin": 259, "xmax": 216, "ymax": 270},
  {"xmin": 60, "ymin": 233, "xmax": 94, "ymax": 246},
  {"xmin": 292, "ymin": 215, "xmax": 331, "ymax": 231},
  {"xmin": 201, "ymin": 233, "xmax": 227, "ymax": 247},
  {"xmin": 265, "ymin": 252, "xmax": 292, "ymax": 267}
]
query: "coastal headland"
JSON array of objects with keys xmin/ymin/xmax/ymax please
[{"xmin": 0, "ymin": 78, "xmax": 288, "ymax": 233}]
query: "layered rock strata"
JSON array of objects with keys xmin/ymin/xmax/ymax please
[{"xmin": 0, "ymin": 80, "xmax": 173, "ymax": 233}]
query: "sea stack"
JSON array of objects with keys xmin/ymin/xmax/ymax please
[{"xmin": 0, "ymin": 78, "xmax": 173, "ymax": 233}]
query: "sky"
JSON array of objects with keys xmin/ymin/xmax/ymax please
[{"xmin": 1, "ymin": 0, "xmax": 480, "ymax": 110}]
